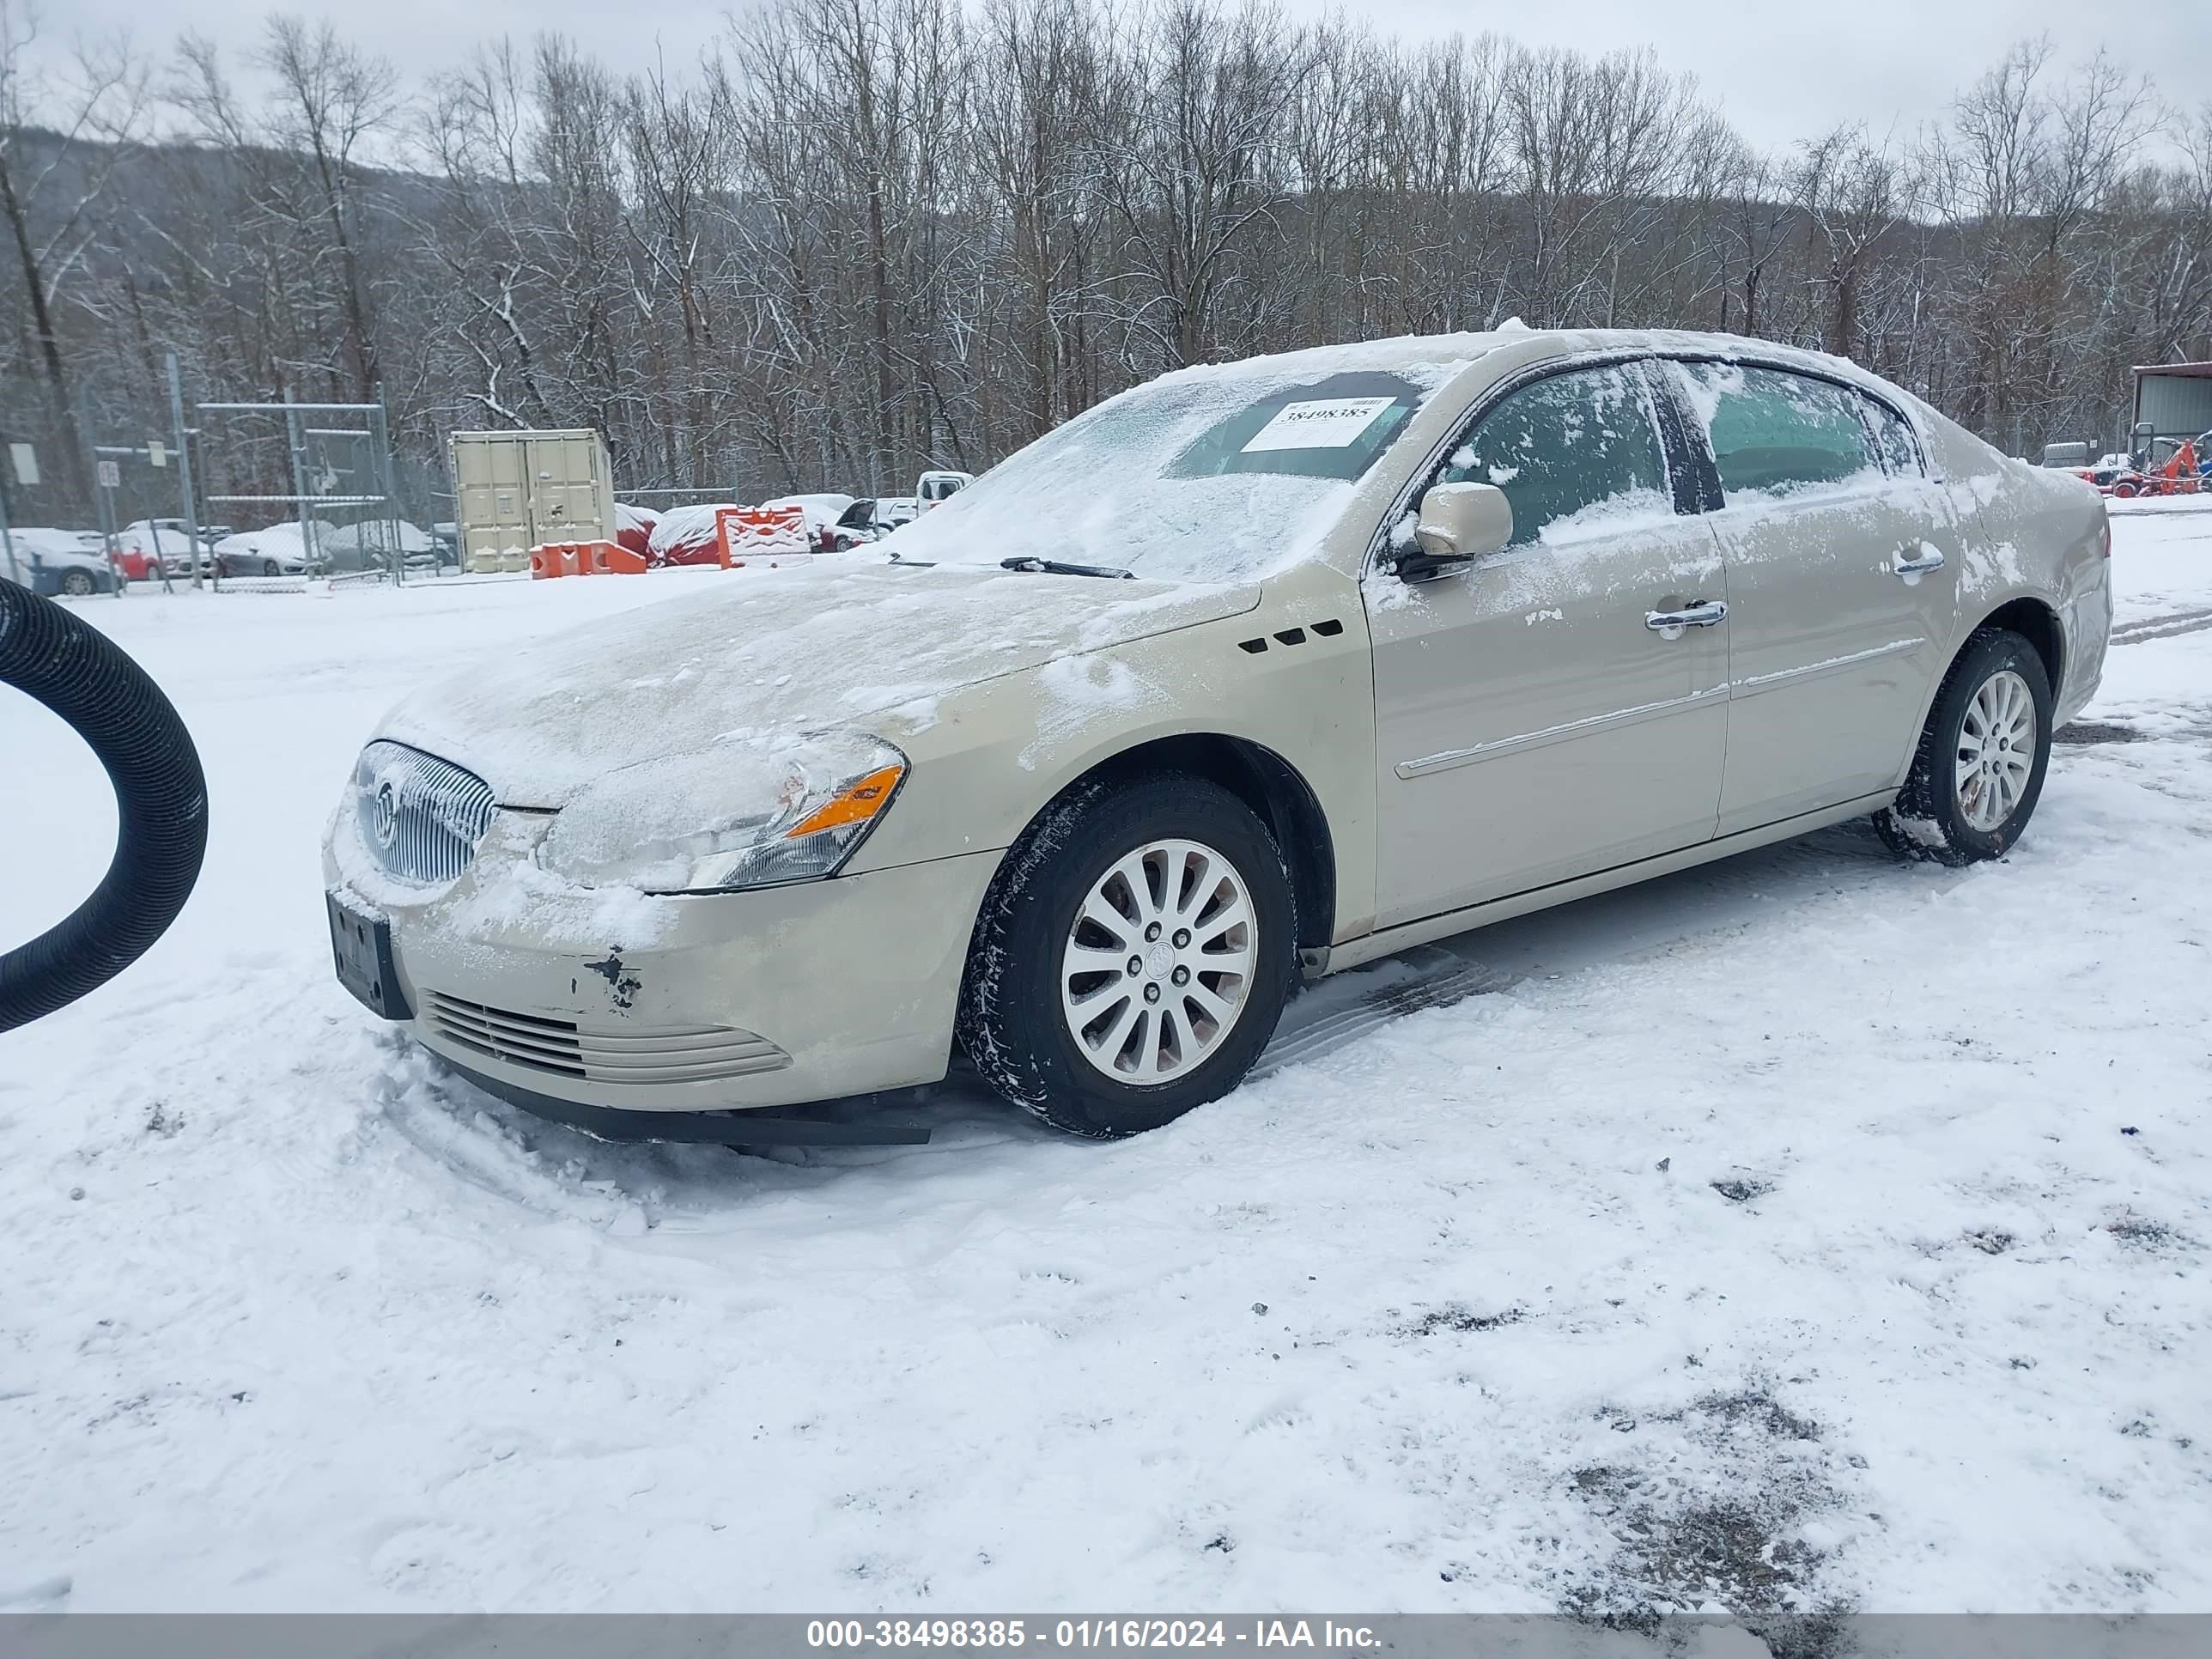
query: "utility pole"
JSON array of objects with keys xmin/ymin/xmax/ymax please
[
  {"xmin": 167, "ymin": 352, "xmax": 204, "ymax": 590},
  {"xmin": 0, "ymin": 462, "xmax": 21, "ymax": 588},
  {"xmin": 77, "ymin": 387, "xmax": 126, "ymax": 598},
  {"xmin": 283, "ymin": 391, "xmax": 316, "ymax": 575},
  {"xmin": 373, "ymin": 380, "xmax": 401, "ymax": 586}
]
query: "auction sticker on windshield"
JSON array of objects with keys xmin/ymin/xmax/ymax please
[{"xmin": 1239, "ymin": 396, "xmax": 1396, "ymax": 452}]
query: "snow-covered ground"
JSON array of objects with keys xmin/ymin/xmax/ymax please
[{"xmin": 3, "ymin": 514, "xmax": 2209, "ymax": 1616}]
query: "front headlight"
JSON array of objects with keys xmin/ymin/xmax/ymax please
[{"xmin": 537, "ymin": 732, "xmax": 908, "ymax": 895}]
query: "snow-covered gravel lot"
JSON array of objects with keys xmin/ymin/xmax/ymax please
[{"xmin": 3, "ymin": 512, "xmax": 2209, "ymax": 1616}]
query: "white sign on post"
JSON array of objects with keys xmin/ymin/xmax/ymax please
[
  {"xmin": 148, "ymin": 440, "xmax": 167, "ymax": 468},
  {"xmin": 9, "ymin": 442, "xmax": 37, "ymax": 486},
  {"xmin": 96, "ymin": 459, "xmax": 121, "ymax": 489}
]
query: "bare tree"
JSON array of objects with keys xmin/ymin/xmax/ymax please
[{"xmin": 0, "ymin": 0, "xmax": 147, "ymax": 499}]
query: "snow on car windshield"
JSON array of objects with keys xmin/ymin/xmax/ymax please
[{"xmin": 886, "ymin": 356, "xmax": 1469, "ymax": 582}]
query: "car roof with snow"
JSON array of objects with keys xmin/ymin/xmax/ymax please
[{"xmin": 6, "ymin": 528, "xmax": 109, "ymax": 567}]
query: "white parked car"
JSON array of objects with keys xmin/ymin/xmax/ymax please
[
  {"xmin": 326, "ymin": 328, "xmax": 2110, "ymax": 1143},
  {"xmin": 829, "ymin": 496, "xmax": 919, "ymax": 550},
  {"xmin": 213, "ymin": 522, "xmax": 322, "ymax": 577}
]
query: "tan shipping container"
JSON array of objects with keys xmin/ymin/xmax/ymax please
[{"xmin": 449, "ymin": 429, "xmax": 615, "ymax": 574}]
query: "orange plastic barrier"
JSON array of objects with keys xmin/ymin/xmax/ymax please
[
  {"xmin": 715, "ymin": 506, "xmax": 813, "ymax": 568},
  {"xmin": 530, "ymin": 540, "xmax": 647, "ymax": 579}
]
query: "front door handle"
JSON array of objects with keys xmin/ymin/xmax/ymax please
[
  {"xmin": 1893, "ymin": 544, "xmax": 1947, "ymax": 577},
  {"xmin": 1645, "ymin": 599, "xmax": 1728, "ymax": 636}
]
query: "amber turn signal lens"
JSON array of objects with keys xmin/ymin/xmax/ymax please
[{"xmin": 784, "ymin": 764, "xmax": 906, "ymax": 839}]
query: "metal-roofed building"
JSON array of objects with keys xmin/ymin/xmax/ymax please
[{"xmin": 2132, "ymin": 363, "xmax": 2212, "ymax": 448}]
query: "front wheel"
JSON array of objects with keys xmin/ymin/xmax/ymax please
[
  {"xmin": 60, "ymin": 570, "xmax": 96, "ymax": 597},
  {"xmin": 1875, "ymin": 628, "xmax": 2053, "ymax": 866},
  {"xmin": 260, "ymin": 559, "xmax": 279, "ymax": 576},
  {"xmin": 957, "ymin": 775, "xmax": 1297, "ymax": 1138}
]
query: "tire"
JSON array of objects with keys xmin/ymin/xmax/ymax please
[
  {"xmin": 957, "ymin": 774, "xmax": 1297, "ymax": 1138},
  {"xmin": 2113, "ymin": 480, "xmax": 2139, "ymax": 499},
  {"xmin": 1875, "ymin": 627, "xmax": 2053, "ymax": 866},
  {"xmin": 260, "ymin": 558, "xmax": 279, "ymax": 576},
  {"xmin": 146, "ymin": 562, "xmax": 163, "ymax": 581},
  {"xmin": 60, "ymin": 570, "xmax": 95, "ymax": 597}
]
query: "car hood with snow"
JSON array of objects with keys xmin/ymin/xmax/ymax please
[{"xmin": 375, "ymin": 560, "xmax": 1257, "ymax": 807}]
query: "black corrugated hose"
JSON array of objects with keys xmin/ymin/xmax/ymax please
[{"xmin": 0, "ymin": 580, "xmax": 207, "ymax": 1033}]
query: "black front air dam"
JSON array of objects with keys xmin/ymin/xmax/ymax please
[{"xmin": 435, "ymin": 1054, "xmax": 934, "ymax": 1146}]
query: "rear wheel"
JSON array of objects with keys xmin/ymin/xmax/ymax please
[
  {"xmin": 1875, "ymin": 628, "xmax": 2052, "ymax": 866},
  {"xmin": 60, "ymin": 569, "xmax": 95, "ymax": 597},
  {"xmin": 957, "ymin": 775, "xmax": 1296, "ymax": 1138}
]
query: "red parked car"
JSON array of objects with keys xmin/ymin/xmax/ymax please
[{"xmin": 645, "ymin": 503, "xmax": 742, "ymax": 567}]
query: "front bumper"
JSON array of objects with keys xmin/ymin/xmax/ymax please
[{"xmin": 328, "ymin": 807, "xmax": 1003, "ymax": 1113}]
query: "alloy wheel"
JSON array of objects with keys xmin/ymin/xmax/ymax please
[
  {"xmin": 1955, "ymin": 668, "xmax": 2036, "ymax": 831},
  {"xmin": 1059, "ymin": 838, "xmax": 1257, "ymax": 1084}
]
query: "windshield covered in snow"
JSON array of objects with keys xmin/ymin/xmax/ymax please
[{"xmin": 884, "ymin": 361, "xmax": 1462, "ymax": 582}]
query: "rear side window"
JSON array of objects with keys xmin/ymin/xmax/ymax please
[
  {"xmin": 1863, "ymin": 396, "xmax": 1924, "ymax": 477},
  {"xmin": 1432, "ymin": 363, "xmax": 1674, "ymax": 550},
  {"xmin": 1674, "ymin": 362, "xmax": 1881, "ymax": 501}
]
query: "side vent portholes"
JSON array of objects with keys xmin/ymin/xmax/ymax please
[{"xmin": 1240, "ymin": 618, "xmax": 1343, "ymax": 656}]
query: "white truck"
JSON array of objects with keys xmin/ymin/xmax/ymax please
[{"xmin": 915, "ymin": 470, "xmax": 973, "ymax": 512}]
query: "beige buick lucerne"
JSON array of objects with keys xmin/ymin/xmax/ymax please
[{"xmin": 325, "ymin": 327, "xmax": 2112, "ymax": 1140}]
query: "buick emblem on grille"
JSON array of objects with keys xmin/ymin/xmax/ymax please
[{"xmin": 352, "ymin": 741, "xmax": 495, "ymax": 884}]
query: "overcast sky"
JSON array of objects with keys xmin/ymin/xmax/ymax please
[{"xmin": 56, "ymin": 0, "xmax": 2212, "ymax": 155}]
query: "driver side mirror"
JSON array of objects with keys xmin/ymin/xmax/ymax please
[{"xmin": 1400, "ymin": 482, "xmax": 1513, "ymax": 580}]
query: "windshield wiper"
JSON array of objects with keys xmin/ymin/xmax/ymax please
[{"xmin": 1000, "ymin": 556, "xmax": 1135, "ymax": 580}]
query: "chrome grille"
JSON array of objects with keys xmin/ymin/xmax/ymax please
[
  {"xmin": 354, "ymin": 741, "xmax": 496, "ymax": 884},
  {"xmin": 426, "ymin": 993, "xmax": 792, "ymax": 1085}
]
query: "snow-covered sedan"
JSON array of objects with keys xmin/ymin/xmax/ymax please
[
  {"xmin": 111, "ymin": 520, "xmax": 217, "ymax": 581},
  {"xmin": 829, "ymin": 496, "xmax": 918, "ymax": 550},
  {"xmin": 213, "ymin": 523, "xmax": 320, "ymax": 577},
  {"xmin": 3, "ymin": 528, "xmax": 118, "ymax": 597},
  {"xmin": 325, "ymin": 328, "xmax": 2111, "ymax": 1141}
]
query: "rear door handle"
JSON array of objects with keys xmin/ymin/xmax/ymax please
[
  {"xmin": 1893, "ymin": 544, "xmax": 1947, "ymax": 576},
  {"xmin": 1645, "ymin": 599, "xmax": 1728, "ymax": 636}
]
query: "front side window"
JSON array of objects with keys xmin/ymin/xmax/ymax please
[
  {"xmin": 1430, "ymin": 362, "xmax": 1674, "ymax": 550},
  {"xmin": 1674, "ymin": 362, "xmax": 1882, "ymax": 501}
]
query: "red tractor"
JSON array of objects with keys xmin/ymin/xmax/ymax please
[{"xmin": 2094, "ymin": 434, "xmax": 2209, "ymax": 499}]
